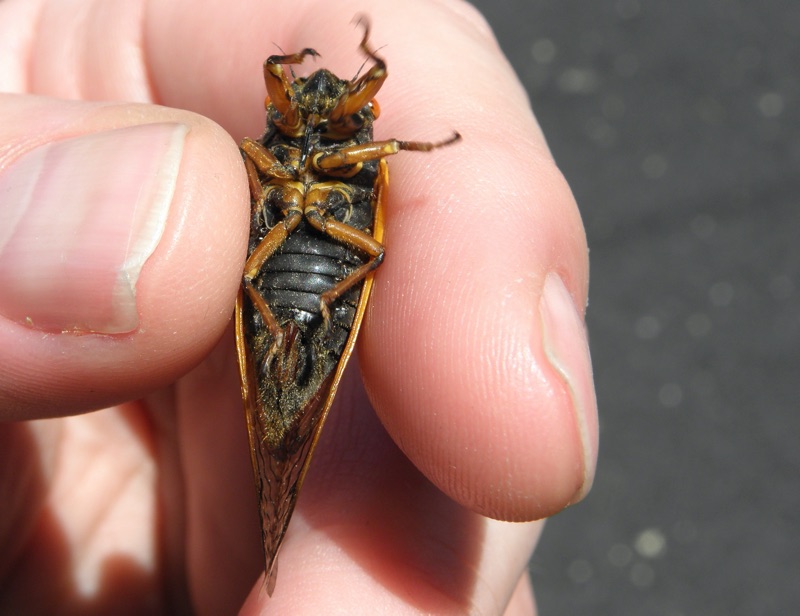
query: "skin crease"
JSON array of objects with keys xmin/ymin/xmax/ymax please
[{"xmin": 0, "ymin": 0, "xmax": 597, "ymax": 614}]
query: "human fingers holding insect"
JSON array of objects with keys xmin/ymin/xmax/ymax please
[{"xmin": 155, "ymin": 2, "xmax": 597, "ymax": 611}]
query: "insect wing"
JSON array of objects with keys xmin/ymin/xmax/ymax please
[{"xmin": 235, "ymin": 160, "xmax": 387, "ymax": 595}]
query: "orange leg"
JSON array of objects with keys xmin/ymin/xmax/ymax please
[
  {"xmin": 313, "ymin": 132, "xmax": 461, "ymax": 172},
  {"xmin": 330, "ymin": 19, "xmax": 387, "ymax": 125},
  {"xmin": 305, "ymin": 208, "xmax": 384, "ymax": 326},
  {"xmin": 263, "ymin": 48, "xmax": 319, "ymax": 133},
  {"xmin": 243, "ymin": 156, "xmax": 264, "ymax": 208},
  {"xmin": 241, "ymin": 138, "xmax": 295, "ymax": 180},
  {"xmin": 243, "ymin": 204, "xmax": 302, "ymax": 345}
]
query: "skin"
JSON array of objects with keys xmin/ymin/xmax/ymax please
[{"xmin": 0, "ymin": 0, "xmax": 597, "ymax": 614}]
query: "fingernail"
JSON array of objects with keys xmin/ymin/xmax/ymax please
[
  {"xmin": 0, "ymin": 123, "xmax": 188, "ymax": 333},
  {"xmin": 540, "ymin": 272, "xmax": 599, "ymax": 501}
]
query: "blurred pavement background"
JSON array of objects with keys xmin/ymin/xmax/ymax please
[{"xmin": 466, "ymin": 1, "xmax": 800, "ymax": 614}]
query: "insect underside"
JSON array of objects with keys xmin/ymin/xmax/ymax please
[{"xmin": 235, "ymin": 20, "xmax": 459, "ymax": 595}]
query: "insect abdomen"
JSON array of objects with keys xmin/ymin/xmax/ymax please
[{"xmin": 260, "ymin": 223, "xmax": 367, "ymax": 336}]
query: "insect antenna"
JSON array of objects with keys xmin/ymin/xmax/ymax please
[
  {"xmin": 352, "ymin": 57, "xmax": 369, "ymax": 81},
  {"xmin": 272, "ymin": 43, "xmax": 300, "ymax": 79},
  {"xmin": 351, "ymin": 44, "xmax": 387, "ymax": 81}
]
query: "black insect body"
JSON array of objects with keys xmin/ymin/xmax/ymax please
[{"xmin": 235, "ymin": 20, "xmax": 459, "ymax": 595}]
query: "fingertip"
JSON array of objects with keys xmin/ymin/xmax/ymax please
[
  {"xmin": 136, "ymin": 106, "xmax": 249, "ymax": 353},
  {"xmin": 0, "ymin": 98, "xmax": 248, "ymax": 420},
  {"xmin": 540, "ymin": 273, "xmax": 599, "ymax": 502},
  {"xmin": 363, "ymin": 267, "xmax": 591, "ymax": 522},
  {"xmin": 360, "ymin": 122, "xmax": 593, "ymax": 521}
]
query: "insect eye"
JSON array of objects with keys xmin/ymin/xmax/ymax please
[{"xmin": 368, "ymin": 99, "xmax": 381, "ymax": 119}]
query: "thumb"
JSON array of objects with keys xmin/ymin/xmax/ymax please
[{"xmin": 0, "ymin": 94, "xmax": 248, "ymax": 420}]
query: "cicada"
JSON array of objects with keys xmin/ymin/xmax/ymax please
[{"xmin": 235, "ymin": 19, "xmax": 460, "ymax": 595}]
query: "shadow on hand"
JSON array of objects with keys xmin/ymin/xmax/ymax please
[
  {"xmin": 298, "ymin": 365, "xmax": 485, "ymax": 612},
  {"xmin": 0, "ymin": 417, "xmax": 188, "ymax": 615}
]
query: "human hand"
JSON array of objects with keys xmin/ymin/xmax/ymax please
[{"xmin": 0, "ymin": 1, "xmax": 597, "ymax": 614}]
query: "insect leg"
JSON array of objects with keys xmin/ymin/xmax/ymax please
[
  {"xmin": 244, "ymin": 156, "xmax": 264, "ymax": 207},
  {"xmin": 330, "ymin": 19, "xmax": 387, "ymax": 126},
  {"xmin": 264, "ymin": 48, "xmax": 319, "ymax": 134},
  {"xmin": 313, "ymin": 132, "xmax": 461, "ymax": 173},
  {"xmin": 243, "ymin": 202, "xmax": 302, "ymax": 282},
  {"xmin": 241, "ymin": 138, "xmax": 295, "ymax": 180},
  {"xmin": 243, "ymin": 183, "xmax": 304, "ymax": 357},
  {"xmin": 305, "ymin": 198, "xmax": 384, "ymax": 327}
]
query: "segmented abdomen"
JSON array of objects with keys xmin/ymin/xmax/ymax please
[{"xmin": 258, "ymin": 222, "xmax": 366, "ymax": 356}]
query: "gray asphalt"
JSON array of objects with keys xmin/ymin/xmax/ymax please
[{"xmin": 467, "ymin": 1, "xmax": 800, "ymax": 614}]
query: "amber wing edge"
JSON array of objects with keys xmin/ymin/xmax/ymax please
[{"xmin": 234, "ymin": 159, "xmax": 388, "ymax": 595}]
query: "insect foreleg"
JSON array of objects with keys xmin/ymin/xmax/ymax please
[{"xmin": 263, "ymin": 48, "xmax": 320, "ymax": 135}]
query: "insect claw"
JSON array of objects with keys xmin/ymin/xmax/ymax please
[
  {"xmin": 320, "ymin": 300, "xmax": 332, "ymax": 332},
  {"xmin": 263, "ymin": 331, "xmax": 285, "ymax": 373},
  {"xmin": 262, "ymin": 349, "xmax": 277, "ymax": 376}
]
